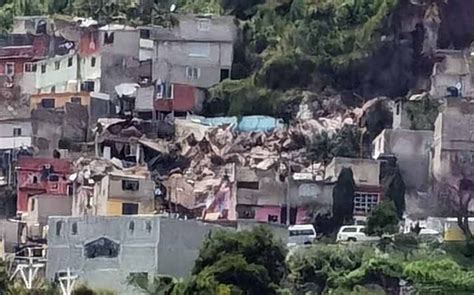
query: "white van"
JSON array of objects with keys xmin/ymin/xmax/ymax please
[
  {"xmin": 288, "ymin": 224, "xmax": 317, "ymax": 247},
  {"xmin": 336, "ymin": 225, "xmax": 381, "ymax": 243}
]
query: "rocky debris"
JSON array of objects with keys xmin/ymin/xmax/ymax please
[{"xmin": 72, "ymin": 156, "xmax": 150, "ymax": 184}]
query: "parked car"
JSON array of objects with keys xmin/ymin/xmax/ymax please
[
  {"xmin": 418, "ymin": 228, "xmax": 443, "ymax": 243},
  {"xmin": 336, "ymin": 225, "xmax": 390, "ymax": 243},
  {"xmin": 287, "ymin": 224, "xmax": 317, "ymax": 247}
]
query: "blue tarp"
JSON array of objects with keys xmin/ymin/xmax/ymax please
[
  {"xmin": 188, "ymin": 115, "xmax": 284, "ymax": 132},
  {"xmin": 237, "ymin": 115, "xmax": 284, "ymax": 132}
]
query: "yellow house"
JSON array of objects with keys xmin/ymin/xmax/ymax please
[
  {"xmin": 30, "ymin": 92, "xmax": 91, "ymax": 111},
  {"xmin": 94, "ymin": 172, "xmax": 155, "ymax": 216}
]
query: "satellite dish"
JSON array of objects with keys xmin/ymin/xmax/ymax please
[{"xmin": 170, "ymin": 4, "xmax": 176, "ymax": 12}]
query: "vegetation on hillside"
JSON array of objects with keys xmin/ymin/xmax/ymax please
[{"xmin": 0, "ymin": 0, "xmax": 405, "ymax": 117}]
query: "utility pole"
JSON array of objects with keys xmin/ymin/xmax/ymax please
[
  {"xmin": 58, "ymin": 268, "xmax": 78, "ymax": 295},
  {"xmin": 286, "ymin": 158, "xmax": 290, "ymax": 226},
  {"xmin": 10, "ymin": 256, "xmax": 45, "ymax": 290}
]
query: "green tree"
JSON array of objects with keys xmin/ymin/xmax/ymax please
[
  {"xmin": 382, "ymin": 158, "xmax": 406, "ymax": 218},
  {"xmin": 188, "ymin": 226, "xmax": 287, "ymax": 294},
  {"xmin": 405, "ymin": 98, "xmax": 440, "ymax": 130},
  {"xmin": 308, "ymin": 125, "xmax": 361, "ymax": 165},
  {"xmin": 366, "ymin": 201, "xmax": 399, "ymax": 236},
  {"xmin": 332, "ymin": 167, "xmax": 356, "ymax": 226}
]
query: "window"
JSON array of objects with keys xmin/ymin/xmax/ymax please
[
  {"xmin": 197, "ymin": 19, "xmax": 211, "ymax": 31},
  {"xmin": 67, "ymin": 185, "xmax": 73, "ymax": 196},
  {"xmin": 185, "ymin": 67, "xmax": 200, "ymax": 80},
  {"xmin": 91, "ymin": 57, "xmax": 96, "ymax": 67},
  {"xmin": 71, "ymin": 96, "xmax": 82, "ymax": 104},
  {"xmin": 5, "ymin": 62, "xmax": 14, "ymax": 76},
  {"xmin": 353, "ymin": 193, "xmax": 380, "ymax": 215},
  {"xmin": 13, "ymin": 128, "xmax": 21, "ymax": 137},
  {"xmin": 56, "ymin": 221, "xmax": 63, "ymax": 236},
  {"xmin": 145, "ymin": 221, "xmax": 152, "ymax": 233},
  {"xmin": 71, "ymin": 222, "xmax": 78, "ymax": 235},
  {"xmin": 81, "ymin": 81, "xmax": 95, "ymax": 92},
  {"xmin": 41, "ymin": 98, "xmax": 55, "ymax": 109},
  {"xmin": 220, "ymin": 68, "xmax": 230, "ymax": 82},
  {"xmin": 41, "ymin": 64, "xmax": 46, "ymax": 74},
  {"xmin": 237, "ymin": 181, "xmax": 259, "ymax": 190},
  {"xmin": 55, "ymin": 61, "xmax": 60, "ymax": 70},
  {"xmin": 268, "ymin": 215, "xmax": 278, "ymax": 223},
  {"xmin": 30, "ymin": 198, "xmax": 35, "ymax": 212},
  {"xmin": 24, "ymin": 63, "xmax": 37, "ymax": 73},
  {"xmin": 140, "ymin": 29, "xmax": 150, "ymax": 39},
  {"xmin": 129, "ymin": 221, "xmax": 135, "ymax": 233},
  {"xmin": 122, "ymin": 180, "xmax": 139, "ymax": 191},
  {"xmin": 289, "ymin": 229, "xmax": 316, "ymax": 236},
  {"xmin": 68, "ymin": 57, "xmax": 73, "ymax": 67},
  {"xmin": 342, "ymin": 227, "xmax": 358, "ymax": 233},
  {"xmin": 396, "ymin": 102, "xmax": 401, "ymax": 115},
  {"xmin": 122, "ymin": 203, "xmax": 139, "ymax": 215},
  {"xmin": 104, "ymin": 32, "xmax": 114, "ymax": 44},
  {"xmin": 188, "ymin": 42, "xmax": 210, "ymax": 57},
  {"xmin": 165, "ymin": 84, "xmax": 174, "ymax": 99},
  {"xmin": 49, "ymin": 175, "xmax": 59, "ymax": 182},
  {"xmin": 85, "ymin": 237, "xmax": 120, "ymax": 259}
]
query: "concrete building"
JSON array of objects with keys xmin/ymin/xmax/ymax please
[
  {"xmin": 154, "ymin": 83, "xmax": 206, "ymax": 117},
  {"xmin": 372, "ymin": 129, "xmax": 434, "ymax": 190},
  {"xmin": 0, "ymin": 119, "xmax": 32, "ymax": 151},
  {"xmin": 150, "ymin": 14, "xmax": 237, "ymax": 89},
  {"xmin": 73, "ymin": 168, "xmax": 155, "ymax": 217},
  {"xmin": 31, "ymin": 103, "xmax": 89, "ymax": 154},
  {"xmin": 46, "ymin": 216, "xmax": 223, "ymax": 293},
  {"xmin": 325, "ymin": 157, "xmax": 383, "ymax": 217},
  {"xmin": 235, "ymin": 168, "xmax": 333, "ymax": 225},
  {"xmin": 16, "ymin": 157, "xmax": 71, "ymax": 215},
  {"xmin": 432, "ymin": 98, "xmax": 474, "ymax": 183},
  {"xmin": 430, "ymin": 49, "xmax": 474, "ymax": 98},
  {"xmin": 22, "ymin": 193, "xmax": 72, "ymax": 240},
  {"xmin": 99, "ymin": 25, "xmax": 145, "ymax": 95}
]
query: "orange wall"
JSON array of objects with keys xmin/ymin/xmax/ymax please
[{"xmin": 30, "ymin": 92, "xmax": 91, "ymax": 110}]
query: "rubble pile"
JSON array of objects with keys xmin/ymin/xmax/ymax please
[{"xmin": 72, "ymin": 156, "xmax": 150, "ymax": 183}]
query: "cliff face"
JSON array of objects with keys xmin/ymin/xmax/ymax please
[
  {"xmin": 438, "ymin": 0, "xmax": 474, "ymax": 49},
  {"xmin": 348, "ymin": 0, "xmax": 474, "ymax": 99}
]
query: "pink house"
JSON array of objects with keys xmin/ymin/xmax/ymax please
[{"xmin": 16, "ymin": 157, "xmax": 71, "ymax": 214}]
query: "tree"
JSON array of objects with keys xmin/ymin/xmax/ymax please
[
  {"xmin": 127, "ymin": 275, "xmax": 177, "ymax": 295},
  {"xmin": 366, "ymin": 201, "xmax": 399, "ymax": 236},
  {"xmin": 381, "ymin": 158, "xmax": 406, "ymax": 218},
  {"xmin": 308, "ymin": 125, "xmax": 361, "ymax": 165},
  {"xmin": 189, "ymin": 226, "xmax": 287, "ymax": 294},
  {"xmin": 332, "ymin": 168, "xmax": 356, "ymax": 226}
]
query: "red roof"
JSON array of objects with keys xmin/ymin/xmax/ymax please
[{"xmin": 17, "ymin": 157, "xmax": 71, "ymax": 174}]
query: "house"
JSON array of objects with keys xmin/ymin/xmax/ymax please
[
  {"xmin": 430, "ymin": 49, "xmax": 474, "ymax": 98},
  {"xmin": 99, "ymin": 25, "xmax": 147, "ymax": 95},
  {"xmin": 325, "ymin": 157, "xmax": 383, "ymax": 217},
  {"xmin": 22, "ymin": 193, "xmax": 72, "ymax": 240},
  {"xmin": 31, "ymin": 92, "xmax": 92, "ymax": 110},
  {"xmin": 432, "ymin": 98, "xmax": 474, "ymax": 184},
  {"xmin": 372, "ymin": 129, "xmax": 434, "ymax": 190},
  {"xmin": 392, "ymin": 98, "xmax": 412, "ymax": 129},
  {"xmin": 46, "ymin": 216, "xmax": 223, "ymax": 294},
  {"xmin": 0, "ymin": 16, "xmax": 102, "ymax": 94},
  {"xmin": 16, "ymin": 157, "xmax": 71, "ymax": 215},
  {"xmin": 235, "ymin": 167, "xmax": 334, "ymax": 225},
  {"xmin": 154, "ymin": 83, "xmax": 206, "ymax": 117},
  {"xmin": 31, "ymin": 102, "xmax": 89, "ymax": 155},
  {"xmin": 72, "ymin": 158, "xmax": 155, "ymax": 217},
  {"xmin": 150, "ymin": 15, "xmax": 237, "ymax": 89}
]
